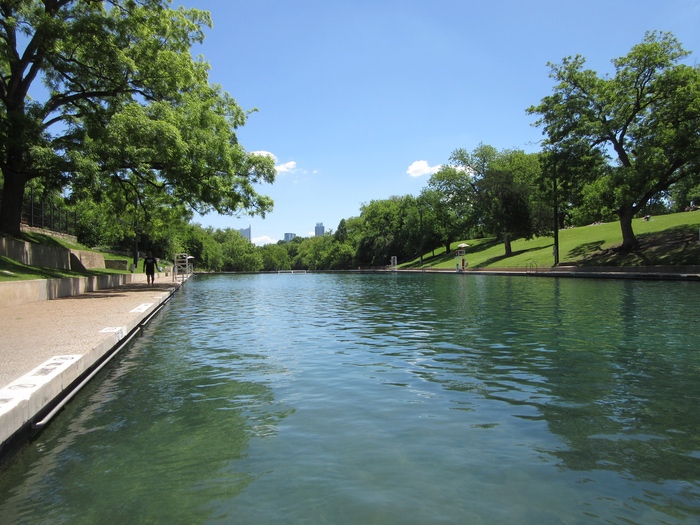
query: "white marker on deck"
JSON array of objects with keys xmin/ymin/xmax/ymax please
[
  {"xmin": 0, "ymin": 355, "xmax": 81, "ymax": 415},
  {"xmin": 130, "ymin": 303, "xmax": 153, "ymax": 313},
  {"xmin": 100, "ymin": 326, "xmax": 125, "ymax": 340}
]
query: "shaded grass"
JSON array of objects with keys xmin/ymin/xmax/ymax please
[
  {"xmin": 401, "ymin": 211, "xmax": 700, "ymax": 269},
  {"xmin": 0, "ymin": 255, "xmax": 131, "ymax": 281},
  {"xmin": 1, "ymin": 232, "xmax": 134, "ymax": 281}
]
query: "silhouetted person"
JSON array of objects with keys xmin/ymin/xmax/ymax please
[{"xmin": 143, "ymin": 251, "xmax": 157, "ymax": 286}]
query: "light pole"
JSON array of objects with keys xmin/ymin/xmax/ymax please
[
  {"xmin": 418, "ymin": 205, "xmax": 424, "ymax": 266},
  {"xmin": 552, "ymin": 173, "xmax": 560, "ymax": 266}
]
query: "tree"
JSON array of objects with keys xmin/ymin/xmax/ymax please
[
  {"xmin": 539, "ymin": 141, "xmax": 608, "ymax": 229},
  {"xmin": 214, "ymin": 229, "xmax": 261, "ymax": 272},
  {"xmin": 292, "ymin": 235, "xmax": 352, "ymax": 270},
  {"xmin": 179, "ymin": 224, "xmax": 223, "ymax": 271},
  {"xmin": 0, "ymin": 0, "xmax": 275, "ymax": 236},
  {"xmin": 528, "ymin": 31, "xmax": 700, "ymax": 250},
  {"xmin": 474, "ymin": 169, "xmax": 533, "ymax": 256},
  {"xmin": 668, "ymin": 174, "xmax": 700, "ymax": 212},
  {"xmin": 423, "ymin": 166, "xmax": 475, "ymax": 252},
  {"xmin": 69, "ymin": 164, "xmax": 194, "ymax": 262},
  {"xmin": 414, "ymin": 191, "xmax": 442, "ymax": 258},
  {"xmin": 450, "ymin": 145, "xmax": 542, "ymax": 256},
  {"xmin": 355, "ymin": 196, "xmax": 418, "ymax": 266},
  {"xmin": 334, "ymin": 218, "xmax": 348, "ymax": 243},
  {"xmin": 260, "ymin": 243, "xmax": 291, "ymax": 271}
]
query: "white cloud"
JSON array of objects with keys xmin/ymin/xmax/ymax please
[
  {"xmin": 407, "ymin": 160, "xmax": 441, "ymax": 177},
  {"xmin": 253, "ymin": 235, "xmax": 277, "ymax": 246},
  {"xmin": 275, "ymin": 160, "xmax": 297, "ymax": 174}
]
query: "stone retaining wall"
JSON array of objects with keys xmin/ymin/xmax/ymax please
[
  {"xmin": 69, "ymin": 250, "xmax": 105, "ymax": 271},
  {"xmin": 0, "ymin": 236, "xmax": 71, "ymax": 270},
  {"xmin": 105, "ymin": 259, "xmax": 129, "ymax": 271},
  {"xmin": 0, "ymin": 273, "xmax": 150, "ymax": 308},
  {"xmin": 1, "ymin": 236, "xmax": 106, "ymax": 271}
]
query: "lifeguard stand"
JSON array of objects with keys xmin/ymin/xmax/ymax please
[
  {"xmin": 455, "ymin": 249, "xmax": 467, "ymax": 272},
  {"xmin": 173, "ymin": 253, "xmax": 193, "ymax": 282}
]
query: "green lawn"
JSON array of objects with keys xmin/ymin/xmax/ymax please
[
  {"xmin": 3, "ymin": 212, "xmax": 700, "ymax": 280},
  {"xmin": 402, "ymin": 211, "xmax": 700, "ymax": 269},
  {"xmin": 0, "ymin": 232, "xmax": 135, "ymax": 282},
  {"xmin": 0, "ymin": 255, "xmax": 132, "ymax": 281}
]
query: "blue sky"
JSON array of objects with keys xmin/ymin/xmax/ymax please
[{"xmin": 179, "ymin": 0, "xmax": 700, "ymax": 245}]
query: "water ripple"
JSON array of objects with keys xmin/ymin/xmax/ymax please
[{"xmin": 1, "ymin": 274, "xmax": 699, "ymax": 524}]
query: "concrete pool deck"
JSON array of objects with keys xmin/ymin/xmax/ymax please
[
  {"xmin": 0, "ymin": 275, "xmax": 187, "ymax": 459},
  {"xmin": 403, "ymin": 265, "xmax": 700, "ymax": 280}
]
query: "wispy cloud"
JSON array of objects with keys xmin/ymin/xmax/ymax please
[
  {"xmin": 275, "ymin": 161, "xmax": 297, "ymax": 174},
  {"xmin": 407, "ymin": 160, "xmax": 441, "ymax": 177},
  {"xmin": 252, "ymin": 235, "xmax": 276, "ymax": 246}
]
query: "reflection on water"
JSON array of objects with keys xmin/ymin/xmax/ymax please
[{"xmin": 0, "ymin": 273, "xmax": 699, "ymax": 524}]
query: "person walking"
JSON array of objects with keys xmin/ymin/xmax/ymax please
[{"xmin": 143, "ymin": 251, "xmax": 157, "ymax": 286}]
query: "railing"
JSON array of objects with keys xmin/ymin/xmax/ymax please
[{"xmin": 22, "ymin": 194, "xmax": 77, "ymax": 236}]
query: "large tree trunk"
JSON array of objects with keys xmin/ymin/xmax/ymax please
[
  {"xmin": 0, "ymin": 171, "xmax": 28, "ymax": 237},
  {"xmin": 618, "ymin": 206, "xmax": 639, "ymax": 251},
  {"xmin": 503, "ymin": 233, "xmax": 512, "ymax": 256}
]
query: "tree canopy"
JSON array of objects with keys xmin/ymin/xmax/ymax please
[
  {"xmin": 528, "ymin": 31, "xmax": 700, "ymax": 250},
  {"xmin": 5, "ymin": 16, "xmax": 699, "ymax": 271},
  {"xmin": 434, "ymin": 144, "xmax": 544, "ymax": 256},
  {"xmin": 0, "ymin": 0, "xmax": 275, "ymax": 237}
]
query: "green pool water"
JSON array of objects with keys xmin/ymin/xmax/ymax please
[{"xmin": 1, "ymin": 273, "xmax": 699, "ymax": 524}]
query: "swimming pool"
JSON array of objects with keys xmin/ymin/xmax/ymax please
[{"xmin": 1, "ymin": 273, "xmax": 698, "ymax": 524}]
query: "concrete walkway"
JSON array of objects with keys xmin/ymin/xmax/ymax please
[
  {"xmin": 0, "ymin": 277, "xmax": 186, "ymax": 458},
  {"xmin": 402, "ymin": 265, "xmax": 700, "ymax": 280}
]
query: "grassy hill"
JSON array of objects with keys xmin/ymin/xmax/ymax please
[
  {"xmin": 402, "ymin": 211, "xmax": 700, "ymax": 270},
  {"xmin": 2, "ymin": 211, "xmax": 699, "ymax": 280},
  {"xmin": 0, "ymin": 232, "xmax": 135, "ymax": 282}
]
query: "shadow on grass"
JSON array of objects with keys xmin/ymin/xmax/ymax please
[
  {"xmin": 462, "ymin": 239, "xmax": 502, "ymax": 256},
  {"xmin": 403, "ymin": 239, "xmax": 503, "ymax": 269},
  {"xmin": 471, "ymin": 244, "xmax": 554, "ymax": 268},
  {"xmin": 0, "ymin": 256, "xmax": 129, "ymax": 281},
  {"xmin": 576, "ymin": 225, "xmax": 700, "ymax": 267},
  {"xmin": 568, "ymin": 240, "xmax": 605, "ymax": 259},
  {"xmin": 19, "ymin": 231, "xmax": 66, "ymax": 247},
  {"xmin": 0, "ymin": 256, "xmax": 74, "ymax": 279}
]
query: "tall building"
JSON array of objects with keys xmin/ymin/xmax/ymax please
[
  {"xmin": 238, "ymin": 226, "xmax": 251, "ymax": 242},
  {"xmin": 315, "ymin": 223, "xmax": 325, "ymax": 236},
  {"xmin": 284, "ymin": 233, "xmax": 296, "ymax": 242}
]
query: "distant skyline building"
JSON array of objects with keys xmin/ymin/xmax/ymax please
[
  {"xmin": 238, "ymin": 226, "xmax": 251, "ymax": 242},
  {"xmin": 315, "ymin": 222, "xmax": 324, "ymax": 236},
  {"xmin": 284, "ymin": 233, "xmax": 296, "ymax": 242}
]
